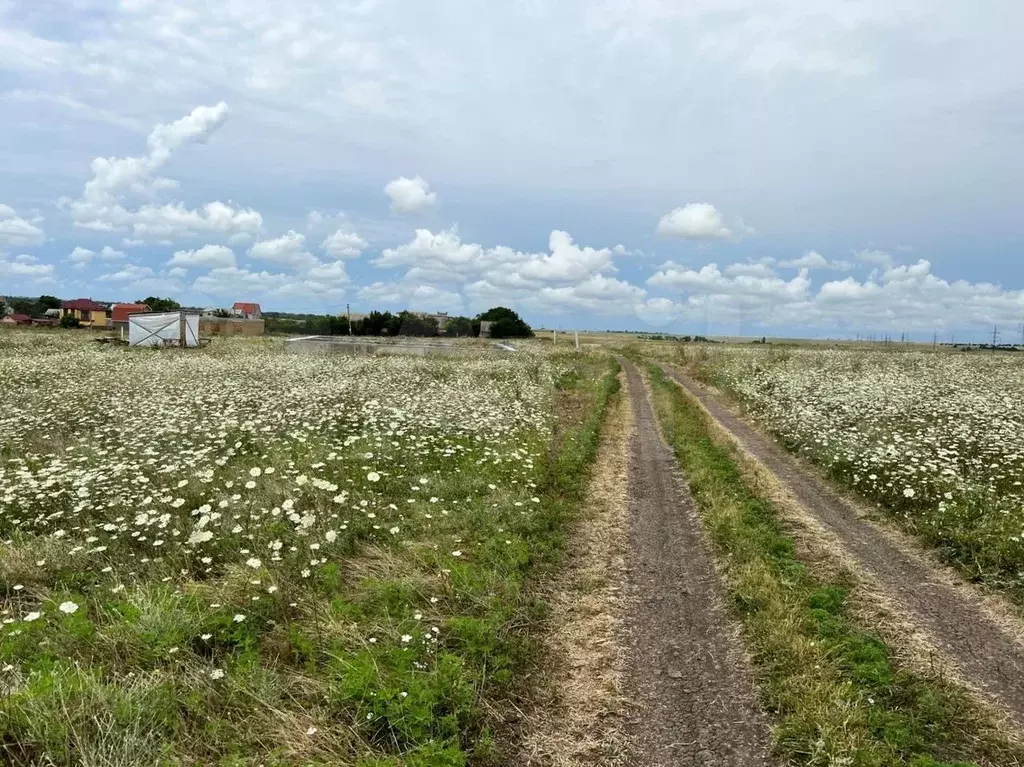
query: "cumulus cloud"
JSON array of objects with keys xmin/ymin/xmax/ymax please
[
  {"xmin": 375, "ymin": 227, "xmax": 621, "ymax": 287},
  {"xmin": 724, "ymin": 262, "xmax": 778, "ymax": 278},
  {"xmin": 656, "ymin": 203, "xmax": 735, "ymax": 240},
  {"xmin": 634, "ymin": 297, "xmax": 682, "ymax": 327},
  {"xmin": 68, "ymin": 103, "xmax": 263, "ymax": 240},
  {"xmin": 0, "ymin": 253, "xmax": 54, "ymax": 280},
  {"xmin": 779, "ymin": 250, "xmax": 853, "ymax": 270},
  {"xmin": 358, "ymin": 281, "xmax": 464, "ymax": 313},
  {"xmin": 857, "ymin": 249, "xmax": 895, "ymax": 268},
  {"xmin": 640, "ymin": 255, "xmax": 1024, "ymax": 334},
  {"xmin": 249, "ymin": 230, "xmax": 318, "ymax": 269},
  {"xmin": 0, "ymin": 204, "xmax": 45, "ymax": 247},
  {"xmin": 96, "ymin": 263, "xmax": 155, "ymax": 282},
  {"xmin": 193, "ymin": 265, "xmax": 347, "ymax": 300},
  {"xmin": 321, "ymin": 229, "xmax": 368, "ymax": 259},
  {"xmin": 385, "ymin": 176, "xmax": 437, "ymax": 213},
  {"xmin": 168, "ymin": 244, "xmax": 236, "ymax": 269},
  {"xmin": 67, "ymin": 245, "xmax": 126, "ymax": 268}
]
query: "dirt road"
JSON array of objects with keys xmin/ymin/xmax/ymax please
[
  {"xmin": 662, "ymin": 364, "xmax": 1024, "ymax": 728},
  {"xmin": 619, "ymin": 359, "xmax": 772, "ymax": 766}
]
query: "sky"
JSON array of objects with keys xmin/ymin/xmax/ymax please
[{"xmin": 2, "ymin": 0, "xmax": 1024, "ymax": 339}]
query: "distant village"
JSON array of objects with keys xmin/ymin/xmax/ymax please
[
  {"xmin": 0, "ymin": 295, "xmax": 533, "ymax": 339},
  {"xmin": 0, "ymin": 296, "xmax": 266, "ymax": 336}
]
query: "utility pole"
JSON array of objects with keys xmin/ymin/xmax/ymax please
[
  {"xmin": 933, "ymin": 331, "xmax": 937, "ymax": 350},
  {"xmin": 346, "ymin": 303, "xmax": 352, "ymax": 335},
  {"xmin": 553, "ymin": 329, "xmax": 557, "ymax": 346},
  {"xmin": 992, "ymin": 325, "xmax": 999, "ymax": 347}
]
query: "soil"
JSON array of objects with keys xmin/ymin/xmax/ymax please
[
  {"xmin": 619, "ymin": 359, "xmax": 773, "ymax": 766},
  {"xmin": 662, "ymin": 364, "xmax": 1024, "ymax": 729}
]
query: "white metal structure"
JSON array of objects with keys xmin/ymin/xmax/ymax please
[{"xmin": 128, "ymin": 311, "xmax": 200, "ymax": 347}]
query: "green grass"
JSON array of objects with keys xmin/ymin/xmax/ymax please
[
  {"xmin": 0, "ymin": 351, "xmax": 620, "ymax": 767},
  {"xmin": 646, "ymin": 363, "xmax": 1022, "ymax": 767}
]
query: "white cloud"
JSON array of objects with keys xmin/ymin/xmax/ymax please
[
  {"xmin": 634, "ymin": 297, "xmax": 682, "ymax": 327},
  {"xmin": 779, "ymin": 250, "xmax": 853, "ymax": 270},
  {"xmin": 0, "ymin": 253, "xmax": 54, "ymax": 280},
  {"xmin": 857, "ymin": 249, "xmax": 895, "ymax": 268},
  {"xmin": 357, "ymin": 281, "xmax": 464, "ymax": 313},
  {"xmin": 96, "ymin": 263, "xmax": 155, "ymax": 282},
  {"xmin": 375, "ymin": 227, "xmax": 619, "ymax": 287},
  {"xmin": 385, "ymin": 176, "xmax": 437, "ymax": 213},
  {"xmin": 656, "ymin": 203, "xmax": 735, "ymax": 240},
  {"xmin": 249, "ymin": 230, "xmax": 318, "ymax": 269},
  {"xmin": 68, "ymin": 103, "xmax": 263, "ymax": 241},
  {"xmin": 167, "ymin": 266, "xmax": 188, "ymax": 278},
  {"xmin": 648, "ymin": 262, "xmax": 812, "ymax": 311},
  {"xmin": 168, "ymin": 244, "xmax": 237, "ymax": 269},
  {"xmin": 321, "ymin": 229, "xmax": 368, "ymax": 259},
  {"xmin": 0, "ymin": 205, "xmax": 45, "ymax": 247},
  {"xmin": 724, "ymin": 262, "xmax": 778, "ymax": 278},
  {"xmin": 192, "ymin": 266, "xmax": 346, "ymax": 300},
  {"xmin": 67, "ymin": 244, "xmax": 126, "ymax": 268}
]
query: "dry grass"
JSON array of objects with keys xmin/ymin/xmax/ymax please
[{"xmin": 521, "ymin": 372, "xmax": 632, "ymax": 767}]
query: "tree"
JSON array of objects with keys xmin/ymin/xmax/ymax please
[
  {"xmin": 396, "ymin": 311, "xmax": 439, "ymax": 337},
  {"xmin": 139, "ymin": 296, "xmax": 181, "ymax": 312},
  {"xmin": 476, "ymin": 306, "xmax": 534, "ymax": 338},
  {"xmin": 60, "ymin": 314, "xmax": 81, "ymax": 329},
  {"xmin": 443, "ymin": 316, "xmax": 475, "ymax": 337},
  {"xmin": 38, "ymin": 295, "xmax": 61, "ymax": 311},
  {"xmin": 361, "ymin": 310, "xmax": 396, "ymax": 336},
  {"xmin": 10, "ymin": 298, "xmax": 36, "ymax": 316}
]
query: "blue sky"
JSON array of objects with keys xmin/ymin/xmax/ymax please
[{"xmin": 2, "ymin": 0, "xmax": 1023, "ymax": 338}]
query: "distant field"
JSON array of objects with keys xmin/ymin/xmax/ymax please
[
  {"xmin": 0, "ymin": 331, "xmax": 614, "ymax": 765},
  {"xmin": 690, "ymin": 344, "xmax": 1024, "ymax": 599}
]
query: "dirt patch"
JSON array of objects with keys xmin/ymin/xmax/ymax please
[
  {"xmin": 523, "ymin": 373, "xmax": 632, "ymax": 766},
  {"xmin": 619, "ymin": 359, "xmax": 772, "ymax": 766},
  {"xmin": 662, "ymin": 363, "xmax": 1024, "ymax": 731}
]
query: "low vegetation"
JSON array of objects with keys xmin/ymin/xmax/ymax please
[
  {"xmin": 683, "ymin": 344, "xmax": 1024, "ymax": 603},
  {"xmin": 0, "ymin": 331, "xmax": 613, "ymax": 765},
  {"xmin": 646, "ymin": 363, "xmax": 1022, "ymax": 767}
]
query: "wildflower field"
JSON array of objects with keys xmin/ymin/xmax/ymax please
[
  {"xmin": 693, "ymin": 345, "xmax": 1024, "ymax": 600},
  {"xmin": 0, "ymin": 331, "xmax": 615, "ymax": 766}
]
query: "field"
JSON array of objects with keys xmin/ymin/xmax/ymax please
[
  {"xmin": 689, "ymin": 344, "xmax": 1024, "ymax": 599},
  {"xmin": 0, "ymin": 332, "xmax": 614, "ymax": 766}
]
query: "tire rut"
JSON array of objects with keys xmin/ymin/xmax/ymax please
[
  {"xmin": 620, "ymin": 358, "xmax": 772, "ymax": 766},
  {"xmin": 662, "ymin": 363, "xmax": 1024, "ymax": 729}
]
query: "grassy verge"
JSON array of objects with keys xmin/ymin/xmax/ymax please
[
  {"xmin": 646, "ymin": 363, "xmax": 1022, "ymax": 767},
  {"xmin": 0, "ymin": 350, "xmax": 619, "ymax": 767}
]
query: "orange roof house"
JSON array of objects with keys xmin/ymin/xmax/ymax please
[
  {"xmin": 232, "ymin": 301, "xmax": 262, "ymax": 319},
  {"xmin": 111, "ymin": 303, "xmax": 152, "ymax": 324}
]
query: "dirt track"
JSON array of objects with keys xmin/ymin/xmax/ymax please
[
  {"xmin": 662, "ymin": 364, "xmax": 1024, "ymax": 728},
  {"xmin": 619, "ymin": 359, "xmax": 772, "ymax": 766}
]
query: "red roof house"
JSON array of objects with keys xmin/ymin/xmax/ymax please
[
  {"xmin": 60, "ymin": 299, "xmax": 110, "ymax": 327},
  {"xmin": 232, "ymin": 301, "xmax": 262, "ymax": 319},
  {"xmin": 0, "ymin": 313, "xmax": 32, "ymax": 326},
  {"xmin": 111, "ymin": 303, "xmax": 152, "ymax": 324}
]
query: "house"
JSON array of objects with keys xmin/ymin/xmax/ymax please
[
  {"xmin": 61, "ymin": 299, "xmax": 110, "ymax": 328},
  {"xmin": 232, "ymin": 301, "xmax": 262, "ymax": 320},
  {"xmin": 412, "ymin": 311, "xmax": 451, "ymax": 332},
  {"xmin": 0, "ymin": 313, "xmax": 32, "ymax": 326},
  {"xmin": 111, "ymin": 303, "xmax": 151, "ymax": 332}
]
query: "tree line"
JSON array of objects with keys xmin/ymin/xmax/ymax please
[{"xmin": 264, "ymin": 306, "xmax": 534, "ymax": 339}]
